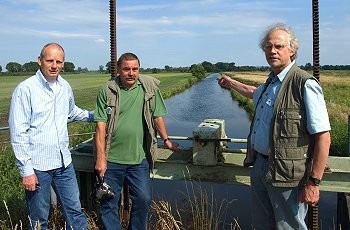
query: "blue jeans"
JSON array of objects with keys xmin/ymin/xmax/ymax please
[
  {"xmin": 250, "ymin": 154, "xmax": 308, "ymax": 230},
  {"xmin": 100, "ymin": 159, "xmax": 151, "ymax": 230},
  {"xmin": 26, "ymin": 164, "xmax": 88, "ymax": 230}
]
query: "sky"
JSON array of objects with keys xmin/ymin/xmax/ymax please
[{"xmin": 0, "ymin": 0, "xmax": 349, "ymax": 71}]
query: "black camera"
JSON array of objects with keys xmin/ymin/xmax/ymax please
[{"xmin": 92, "ymin": 174, "xmax": 115, "ymax": 201}]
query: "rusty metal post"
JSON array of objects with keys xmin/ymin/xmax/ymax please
[
  {"xmin": 110, "ymin": 0, "xmax": 117, "ymax": 78},
  {"xmin": 312, "ymin": 0, "xmax": 320, "ymax": 81},
  {"xmin": 307, "ymin": 1, "xmax": 320, "ymax": 229},
  {"xmin": 109, "ymin": 0, "xmax": 131, "ymax": 227}
]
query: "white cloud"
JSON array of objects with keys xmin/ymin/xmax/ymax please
[{"xmin": 95, "ymin": 38, "xmax": 106, "ymax": 43}]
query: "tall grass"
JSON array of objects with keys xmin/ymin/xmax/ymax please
[{"xmin": 149, "ymin": 182, "xmax": 242, "ymax": 230}]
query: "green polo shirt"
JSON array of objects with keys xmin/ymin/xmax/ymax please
[{"xmin": 94, "ymin": 80, "xmax": 167, "ymax": 164}]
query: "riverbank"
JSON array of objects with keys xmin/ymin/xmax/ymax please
[{"xmin": 224, "ymin": 70, "xmax": 350, "ymax": 156}]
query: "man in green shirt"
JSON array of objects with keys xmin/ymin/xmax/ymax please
[{"xmin": 94, "ymin": 52, "xmax": 179, "ymax": 229}]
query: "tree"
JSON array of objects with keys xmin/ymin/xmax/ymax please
[
  {"xmin": 201, "ymin": 61, "xmax": 216, "ymax": 72},
  {"xmin": 23, "ymin": 61, "xmax": 39, "ymax": 72},
  {"xmin": 6, "ymin": 62, "xmax": 22, "ymax": 73},
  {"xmin": 106, "ymin": 61, "xmax": 111, "ymax": 73},
  {"xmin": 0, "ymin": 65, "xmax": 2, "ymax": 73},
  {"xmin": 228, "ymin": 62, "xmax": 236, "ymax": 71},
  {"xmin": 99, "ymin": 65, "xmax": 104, "ymax": 72},
  {"xmin": 215, "ymin": 62, "xmax": 230, "ymax": 71},
  {"xmin": 63, "ymin": 62, "xmax": 75, "ymax": 72},
  {"xmin": 304, "ymin": 63, "xmax": 312, "ymax": 71},
  {"xmin": 190, "ymin": 64, "xmax": 206, "ymax": 79},
  {"xmin": 164, "ymin": 65, "xmax": 172, "ymax": 72}
]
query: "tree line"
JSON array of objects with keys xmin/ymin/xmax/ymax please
[
  {"xmin": 1, "ymin": 61, "xmax": 77, "ymax": 73},
  {"xmin": 1, "ymin": 60, "xmax": 350, "ymax": 75}
]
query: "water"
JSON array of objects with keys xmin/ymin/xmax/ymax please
[
  {"xmin": 151, "ymin": 73, "xmax": 337, "ymax": 229},
  {"xmin": 163, "ymin": 73, "xmax": 250, "ymax": 149}
]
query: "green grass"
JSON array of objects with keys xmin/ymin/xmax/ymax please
[{"xmin": 0, "ymin": 72, "xmax": 195, "ymax": 127}]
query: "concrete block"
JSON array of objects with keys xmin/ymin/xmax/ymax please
[{"xmin": 193, "ymin": 121, "xmax": 221, "ymax": 166}]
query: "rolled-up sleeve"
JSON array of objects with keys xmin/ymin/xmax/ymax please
[{"xmin": 304, "ymin": 79, "xmax": 331, "ymax": 134}]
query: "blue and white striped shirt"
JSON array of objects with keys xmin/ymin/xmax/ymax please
[{"xmin": 9, "ymin": 70, "xmax": 93, "ymax": 177}]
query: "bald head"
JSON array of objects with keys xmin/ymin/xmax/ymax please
[{"xmin": 40, "ymin": 43, "xmax": 65, "ymax": 61}]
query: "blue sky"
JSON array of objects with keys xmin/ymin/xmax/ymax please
[{"xmin": 0, "ymin": 0, "xmax": 349, "ymax": 70}]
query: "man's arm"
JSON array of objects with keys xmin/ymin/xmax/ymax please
[
  {"xmin": 218, "ymin": 75, "xmax": 256, "ymax": 99},
  {"xmin": 300, "ymin": 131, "xmax": 331, "ymax": 205},
  {"xmin": 9, "ymin": 86, "xmax": 38, "ymax": 190},
  {"xmin": 9, "ymin": 87, "xmax": 32, "ymax": 174},
  {"xmin": 310, "ymin": 131, "xmax": 331, "ymax": 179},
  {"xmin": 154, "ymin": 116, "xmax": 179, "ymax": 151},
  {"xmin": 68, "ymin": 105, "xmax": 94, "ymax": 122},
  {"xmin": 95, "ymin": 121, "xmax": 107, "ymax": 177}
]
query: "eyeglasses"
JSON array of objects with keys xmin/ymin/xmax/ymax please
[{"xmin": 263, "ymin": 44, "xmax": 289, "ymax": 51}]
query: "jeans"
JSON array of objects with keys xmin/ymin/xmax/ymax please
[
  {"xmin": 100, "ymin": 158, "xmax": 151, "ymax": 230},
  {"xmin": 250, "ymin": 154, "xmax": 308, "ymax": 230},
  {"xmin": 26, "ymin": 164, "xmax": 88, "ymax": 230}
]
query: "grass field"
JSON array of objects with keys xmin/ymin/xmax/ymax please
[{"xmin": 0, "ymin": 72, "xmax": 195, "ymax": 127}]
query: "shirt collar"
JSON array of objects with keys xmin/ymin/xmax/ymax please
[
  {"xmin": 269, "ymin": 60, "xmax": 295, "ymax": 83},
  {"xmin": 117, "ymin": 76, "xmax": 141, "ymax": 91},
  {"xmin": 37, "ymin": 69, "xmax": 62, "ymax": 87}
]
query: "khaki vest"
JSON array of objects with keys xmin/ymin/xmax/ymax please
[
  {"xmin": 104, "ymin": 75, "xmax": 160, "ymax": 169},
  {"xmin": 244, "ymin": 64, "xmax": 318, "ymax": 187}
]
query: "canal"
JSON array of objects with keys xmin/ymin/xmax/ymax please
[{"xmin": 151, "ymin": 73, "xmax": 337, "ymax": 229}]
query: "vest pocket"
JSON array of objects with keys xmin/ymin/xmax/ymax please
[
  {"xmin": 273, "ymin": 147, "xmax": 309, "ymax": 182},
  {"xmin": 279, "ymin": 110, "xmax": 305, "ymax": 138}
]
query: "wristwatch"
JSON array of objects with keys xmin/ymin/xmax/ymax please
[
  {"xmin": 163, "ymin": 138, "xmax": 170, "ymax": 144},
  {"xmin": 308, "ymin": 176, "xmax": 321, "ymax": 186}
]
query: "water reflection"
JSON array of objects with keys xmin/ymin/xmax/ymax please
[{"xmin": 164, "ymin": 73, "xmax": 251, "ymax": 148}]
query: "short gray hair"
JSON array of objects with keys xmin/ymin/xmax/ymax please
[
  {"xmin": 40, "ymin": 43, "xmax": 65, "ymax": 60},
  {"xmin": 259, "ymin": 23, "xmax": 299, "ymax": 61}
]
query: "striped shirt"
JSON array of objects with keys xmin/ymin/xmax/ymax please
[{"xmin": 9, "ymin": 70, "xmax": 93, "ymax": 177}]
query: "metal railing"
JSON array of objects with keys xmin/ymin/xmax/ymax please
[{"xmin": 0, "ymin": 126, "xmax": 96, "ymax": 145}]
